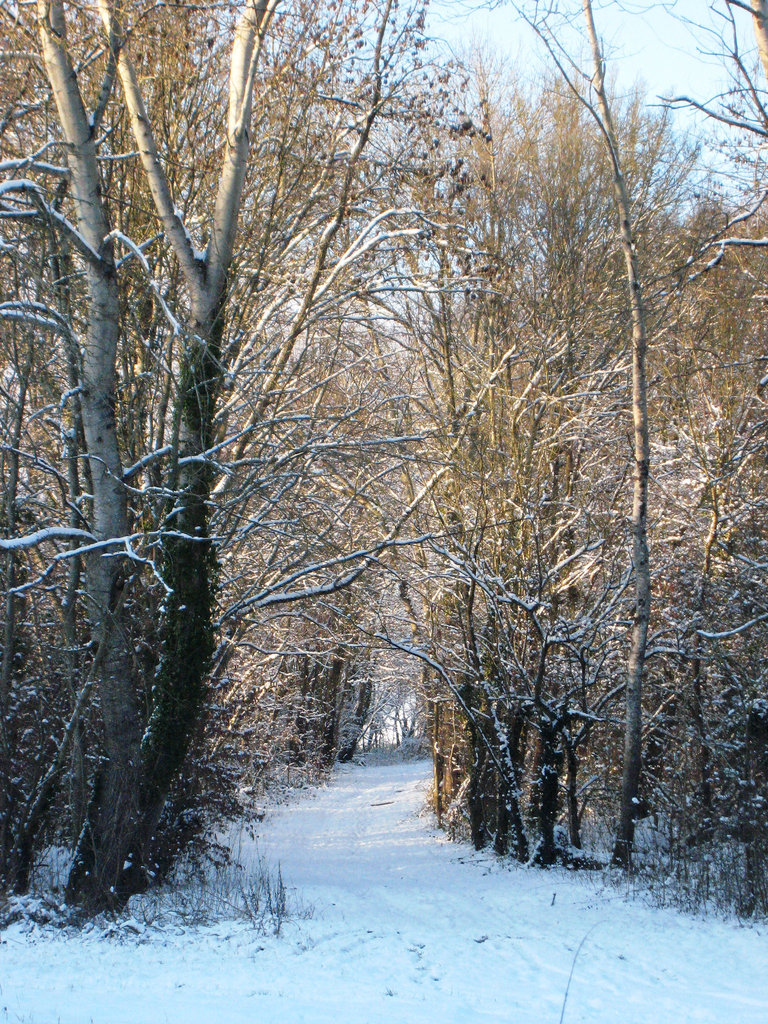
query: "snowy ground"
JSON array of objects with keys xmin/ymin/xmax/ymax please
[{"xmin": 2, "ymin": 759, "xmax": 767, "ymax": 1024}]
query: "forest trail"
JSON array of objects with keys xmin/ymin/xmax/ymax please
[{"xmin": 2, "ymin": 759, "xmax": 768, "ymax": 1024}]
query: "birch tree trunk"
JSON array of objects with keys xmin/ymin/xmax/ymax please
[
  {"xmin": 36, "ymin": 0, "xmax": 145, "ymax": 909},
  {"xmin": 581, "ymin": 0, "xmax": 652, "ymax": 869},
  {"xmin": 751, "ymin": 0, "xmax": 768, "ymax": 82}
]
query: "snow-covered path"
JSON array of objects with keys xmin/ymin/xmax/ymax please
[{"xmin": 2, "ymin": 759, "xmax": 767, "ymax": 1023}]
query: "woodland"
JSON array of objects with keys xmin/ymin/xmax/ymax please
[{"xmin": 0, "ymin": 0, "xmax": 767, "ymax": 921}]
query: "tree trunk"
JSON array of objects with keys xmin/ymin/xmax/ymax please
[
  {"xmin": 36, "ymin": 0, "xmax": 144, "ymax": 910},
  {"xmin": 495, "ymin": 712, "xmax": 528, "ymax": 861},
  {"xmin": 93, "ymin": 0, "xmax": 279, "ymax": 890},
  {"xmin": 137, "ymin": 301, "xmax": 222, "ymax": 837},
  {"xmin": 431, "ymin": 698, "xmax": 444, "ymax": 825},
  {"xmin": 565, "ymin": 741, "xmax": 582, "ymax": 851},
  {"xmin": 532, "ymin": 721, "xmax": 562, "ymax": 867},
  {"xmin": 751, "ymin": 1, "xmax": 768, "ymax": 83},
  {"xmin": 581, "ymin": 0, "xmax": 653, "ymax": 870},
  {"xmin": 466, "ymin": 706, "xmax": 490, "ymax": 850}
]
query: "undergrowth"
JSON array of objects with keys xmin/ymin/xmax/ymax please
[{"xmin": 1, "ymin": 837, "xmax": 311, "ymax": 936}]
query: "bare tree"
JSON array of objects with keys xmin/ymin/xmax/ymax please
[
  {"xmin": 1, "ymin": 0, "xmax": 433, "ymax": 908},
  {"xmin": 578, "ymin": 0, "xmax": 652, "ymax": 868},
  {"xmin": 32, "ymin": 0, "xmax": 144, "ymax": 904},
  {"xmin": 371, "ymin": 53, "xmax": 686, "ymax": 864},
  {"xmin": 511, "ymin": 0, "xmax": 654, "ymax": 867}
]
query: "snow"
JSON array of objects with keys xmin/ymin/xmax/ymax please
[
  {"xmin": 2, "ymin": 759, "xmax": 767, "ymax": 1024},
  {"xmin": 0, "ymin": 526, "xmax": 95, "ymax": 552}
]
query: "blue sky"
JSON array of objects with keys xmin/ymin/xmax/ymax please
[{"xmin": 428, "ymin": 1, "xmax": 757, "ymax": 109}]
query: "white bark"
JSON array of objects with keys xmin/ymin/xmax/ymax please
[
  {"xmin": 751, "ymin": 0, "xmax": 768, "ymax": 84},
  {"xmin": 100, "ymin": 0, "xmax": 279, "ymax": 312},
  {"xmin": 36, "ymin": 1, "xmax": 128, "ymax": 557},
  {"xmin": 36, "ymin": 0, "xmax": 143, "ymax": 903},
  {"xmin": 96, "ymin": 0, "xmax": 203, "ymax": 289},
  {"xmin": 208, "ymin": 0, "xmax": 280, "ymax": 301}
]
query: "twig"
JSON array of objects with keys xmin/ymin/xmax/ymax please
[{"xmin": 559, "ymin": 921, "xmax": 603, "ymax": 1024}]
